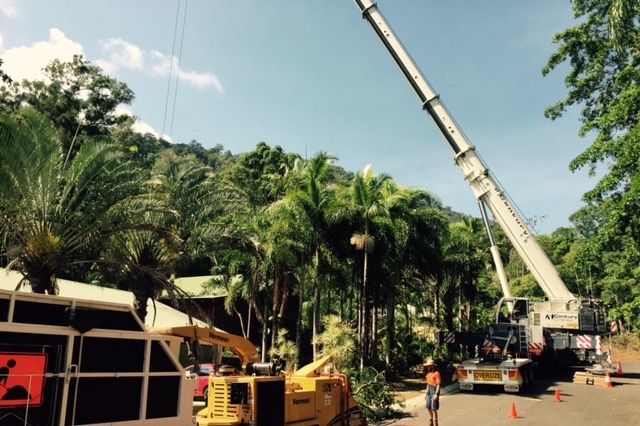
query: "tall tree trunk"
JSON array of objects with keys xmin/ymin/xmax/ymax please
[
  {"xmin": 385, "ymin": 282, "xmax": 395, "ymax": 365},
  {"xmin": 370, "ymin": 288, "xmax": 378, "ymax": 362},
  {"xmin": 271, "ymin": 267, "xmax": 283, "ymax": 357},
  {"xmin": 133, "ymin": 280, "xmax": 154, "ymax": 324},
  {"xmin": 434, "ymin": 279, "xmax": 441, "ymax": 329},
  {"xmin": 360, "ymin": 250, "xmax": 369, "ymax": 370},
  {"xmin": 457, "ymin": 287, "xmax": 463, "ymax": 333},
  {"xmin": 246, "ymin": 291, "xmax": 253, "ymax": 339},
  {"xmin": 295, "ymin": 287, "xmax": 303, "ymax": 370},
  {"xmin": 312, "ymin": 244, "xmax": 321, "ymax": 361},
  {"xmin": 403, "ymin": 303, "xmax": 410, "ymax": 338},
  {"xmin": 233, "ymin": 307, "xmax": 247, "ymax": 338},
  {"xmin": 261, "ymin": 303, "xmax": 268, "ymax": 362}
]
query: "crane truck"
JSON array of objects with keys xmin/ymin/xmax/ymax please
[{"xmin": 353, "ymin": 0, "xmax": 609, "ymax": 391}]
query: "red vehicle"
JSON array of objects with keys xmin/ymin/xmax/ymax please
[{"xmin": 185, "ymin": 363, "xmax": 217, "ymax": 401}]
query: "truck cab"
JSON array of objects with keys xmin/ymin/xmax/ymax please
[{"xmin": 496, "ymin": 297, "xmax": 529, "ymax": 324}]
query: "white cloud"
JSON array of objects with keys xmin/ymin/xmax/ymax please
[
  {"xmin": 0, "ymin": 0, "xmax": 20, "ymax": 18},
  {"xmin": 148, "ymin": 50, "xmax": 176, "ymax": 77},
  {"xmin": 95, "ymin": 38, "xmax": 144, "ymax": 74},
  {"xmin": 132, "ymin": 119, "xmax": 172, "ymax": 142},
  {"xmin": 117, "ymin": 105, "xmax": 171, "ymax": 142},
  {"xmin": 178, "ymin": 68, "xmax": 224, "ymax": 92},
  {"xmin": 1, "ymin": 28, "xmax": 83, "ymax": 82},
  {"xmin": 148, "ymin": 50, "xmax": 224, "ymax": 94}
]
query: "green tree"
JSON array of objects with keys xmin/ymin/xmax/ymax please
[
  {"xmin": 1, "ymin": 55, "xmax": 135, "ymax": 157},
  {"xmin": 439, "ymin": 218, "xmax": 490, "ymax": 332},
  {"xmin": 151, "ymin": 160, "xmax": 232, "ymax": 277},
  {"xmin": 0, "ymin": 58, "xmax": 12, "ymax": 84},
  {"xmin": 346, "ymin": 165, "xmax": 406, "ymax": 368},
  {"xmin": 543, "ymin": 0, "xmax": 640, "ymax": 333},
  {"xmin": 283, "ymin": 152, "xmax": 337, "ymax": 360},
  {"xmin": 202, "ymin": 211, "xmax": 265, "ymax": 340},
  {"xmin": 213, "ymin": 142, "xmax": 298, "ymax": 357},
  {"xmin": 101, "ymin": 222, "xmax": 181, "ymax": 322},
  {"xmin": 0, "ymin": 109, "xmax": 141, "ymax": 293},
  {"xmin": 313, "ymin": 315, "xmax": 358, "ymax": 371},
  {"xmin": 102, "ymin": 159, "xmax": 227, "ymax": 322},
  {"xmin": 223, "ymin": 142, "xmax": 298, "ymax": 210},
  {"xmin": 261, "ymin": 199, "xmax": 308, "ymax": 356},
  {"xmin": 543, "ymin": 0, "xmax": 640, "ymax": 272},
  {"xmin": 112, "ymin": 125, "xmax": 172, "ymax": 168},
  {"xmin": 380, "ymin": 189, "xmax": 448, "ymax": 364}
]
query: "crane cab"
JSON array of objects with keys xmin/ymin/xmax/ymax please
[{"xmin": 496, "ymin": 297, "xmax": 529, "ymax": 324}]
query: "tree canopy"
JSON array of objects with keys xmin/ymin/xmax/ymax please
[{"xmin": 543, "ymin": 0, "xmax": 640, "ymax": 333}]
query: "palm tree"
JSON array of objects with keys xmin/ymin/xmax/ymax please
[
  {"xmin": 348, "ymin": 165, "xmax": 406, "ymax": 368},
  {"xmin": 380, "ymin": 189, "xmax": 447, "ymax": 364},
  {"xmin": 101, "ymin": 222, "xmax": 181, "ymax": 322},
  {"xmin": 0, "ymin": 109, "xmax": 142, "ymax": 294},
  {"xmin": 149, "ymin": 160, "xmax": 229, "ymax": 275},
  {"xmin": 112, "ymin": 158, "xmax": 248, "ymax": 324},
  {"xmin": 284, "ymin": 152, "xmax": 337, "ymax": 360},
  {"xmin": 223, "ymin": 274, "xmax": 253, "ymax": 338},
  {"xmin": 205, "ymin": 142, "xmax": 298, "ymax": 351},
  {"xmin": 199, "ymin": 207, "xmax": 266, "ymax": 344},
  {"xmin": 262, "ymin": 201, "xmax": 307, "ymax": 356},
  {"xmin": 440, "ymin": 217, "xmax": 489, "ymax": 331}
]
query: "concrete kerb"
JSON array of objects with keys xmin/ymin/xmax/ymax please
[{"xmin": 392, "ymin": 382, "xmax": 460, "ymax": 411}]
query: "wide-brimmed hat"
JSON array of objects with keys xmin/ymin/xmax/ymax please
[{"xmin": 423, "ymin": 359, "xmax": 436, "ymax": 367}]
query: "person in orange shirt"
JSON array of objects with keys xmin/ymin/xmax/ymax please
[{"xmin": 424, "ymin": 359, "xmax": 442, "ymax": 426}]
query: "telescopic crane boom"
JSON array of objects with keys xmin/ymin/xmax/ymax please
[{"xmin": 354, "ymin": 0, "xmax": 573, "ymax": 301}]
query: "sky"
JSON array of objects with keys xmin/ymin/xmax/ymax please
[{"xmin": 0, "ymin": 0, "xmax": 596, "ymax": 235}]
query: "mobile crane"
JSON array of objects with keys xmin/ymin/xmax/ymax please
[{"xmin": 353, "ymin": 0, "xmax": 609, "ymax": 390}]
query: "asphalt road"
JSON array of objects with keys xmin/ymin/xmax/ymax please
[{"xmin": 382, "ymin": 362, "xmax": 640, "ymax": 426}]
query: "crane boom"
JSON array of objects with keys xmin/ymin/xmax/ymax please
[{"xmin": 354, "ymin": 0, "xmax": 574, "ymax": 301}]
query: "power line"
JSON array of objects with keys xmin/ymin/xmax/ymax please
[
  {"xmin": 169, "ymin": 0, "xmax": 189, "ymax": 139},
  {"xmin": 162, "ymin": 0, "xmax": 188, "ymax": 140}
]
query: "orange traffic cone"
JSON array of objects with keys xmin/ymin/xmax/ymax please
[
  {"xmin": 509, "ymin": 402, "xmax": 520, "ymax": 419},
  {"xmin": 604, "ymin": 371, "xmax": 614, "ymax": 388},
  {"xmin": 554, "ymin": 389, "xmax": 562, "ymax": 402},
  {"xmin": 616, "ymin": 361, "xmax": 623, "ymax": 376}
]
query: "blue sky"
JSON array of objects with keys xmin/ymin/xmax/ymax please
[{"xmin": 0, "ymin": 1, "xmax": 594, "ymax": 234}]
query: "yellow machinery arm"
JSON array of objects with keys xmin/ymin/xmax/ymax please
[{"xmin": 168, "ymin": 325, "xmax": 261, "ymax": 370}]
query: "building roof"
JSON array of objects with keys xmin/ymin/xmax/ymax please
[
  {"xmin": 173, "ymin": 275, "xmax": 216, "ymax": 296},
  {"xmin": 0, "ymin": 268, "xmax": 207, "ymax": 328}
]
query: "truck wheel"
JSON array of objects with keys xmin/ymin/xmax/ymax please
[
  {"xmin": 203, "ymin": 387, "xmax": 209, "ymax": 405},
  {"xmin": 520, "ymin": 365, "xmax": 533, "ymax": 392},
  {"xmin": 519, "ymin": 366, "xmax": 529, "ymax": 392}
]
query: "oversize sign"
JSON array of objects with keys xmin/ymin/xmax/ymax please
[
  {"xmin": 0, "ymin": 352, "xmax": 47, "ymax": 407},
  {"xmin": 473, "ymin": 370, "xmax": 502, "ymax": 381}
]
